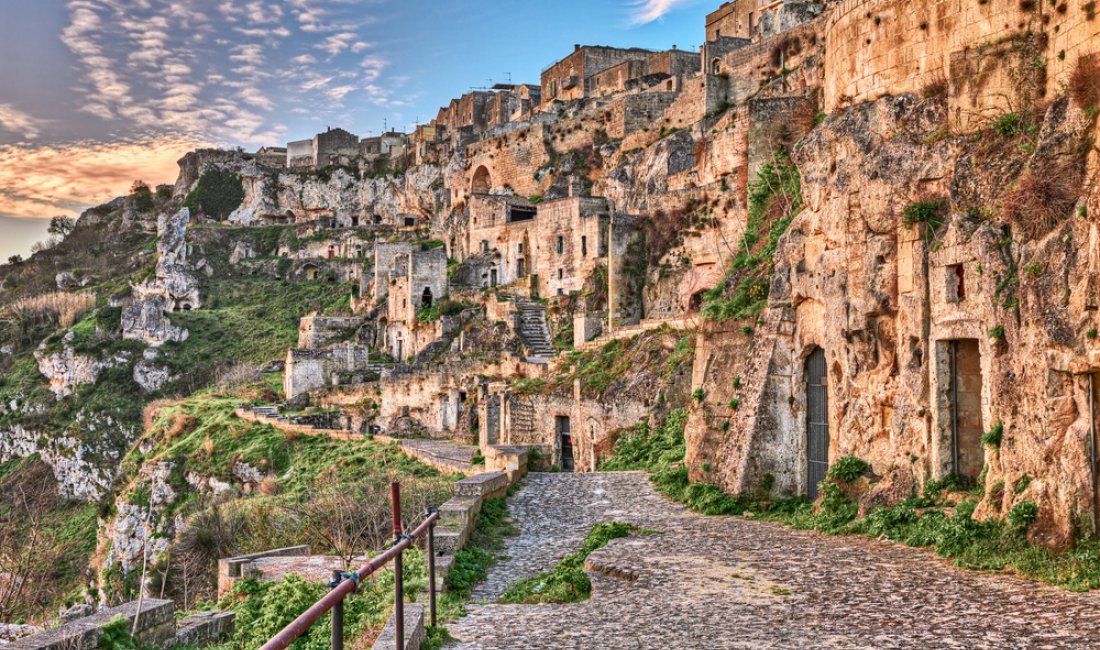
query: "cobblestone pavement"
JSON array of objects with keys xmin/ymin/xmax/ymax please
[{"xmin": 444, "ymin": 472, "xmax": 1100, "ymax": 649}]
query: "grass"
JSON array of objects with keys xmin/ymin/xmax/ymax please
[
  {"xmin": 129, "ymin": 394, "xmax": 443, "ymax": 498},
  {"xmin": 702, "ymin": 151, "xmax": 802, "ymax": 321},
  {"xmin": 161, "ymin": 279, "xmax": 350, "ymax": 389},
  {"xmin": 598, "ymin": 409, "xmax": 686, "ymax": 473},
  {"xmin": 498, "ymin": 522, "xmax": 640, "ymax": 604}
]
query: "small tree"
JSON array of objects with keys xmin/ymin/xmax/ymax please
[
  {"xmin": 130, "ymin": 181, "xmax": 155, "ymax": 213},
  {"xmin": 182, "ymin": 167, "xmax": 245, "ymax": 221},
  {"xmin": 48, "ymin": 215, "xmax": 76, "ymax": 238}
]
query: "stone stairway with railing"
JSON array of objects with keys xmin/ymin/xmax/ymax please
[{"xmin": 515, "ymin": 300, "xmax": 554, "ymax": 361}]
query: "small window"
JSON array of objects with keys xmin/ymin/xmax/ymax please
[
  {"xmin": 557, "ymin": 236, "xmax": 564, "ymax": 254},
  {"xmin": 518, "ymin": 243, "xmax": 523, "ymax": 253},
  {"xmin": 581, "ymin": 236, "xmax": 587, "ymax": 257},
  {"xmin": 481, "ymin": 240, "xmax": 489, "ymax": 253},
  {"xmin": 558, "ymin": 269, "xmax": 563, "ymax": 280},
  {"xmin": 947, "ymin": 264, "xmax": 965, "ymax": 303}
]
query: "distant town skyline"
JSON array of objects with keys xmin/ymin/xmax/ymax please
[{"xmin": 0, "ymin": 0, "xmax": 709, "ymax": 258}]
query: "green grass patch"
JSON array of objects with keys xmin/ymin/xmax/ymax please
[
  {"xmin": 498, "ymin": 522, "xmax": 639, "ymax": 604},
  {"xmin": 599, "ymin": 409, "xmax": 686, "ymax": 473}
]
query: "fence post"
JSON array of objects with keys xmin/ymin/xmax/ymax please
[
  {"xmin": 331, "ymin": 570, "xmax": 344, "ymax": 650},
  {"xmin": 392, "ymin": 481, "xmax": 404, "ymax": 650},
  {"xmin": 427, "ymin": 511, "xmax": 437, "ymax": 628}
]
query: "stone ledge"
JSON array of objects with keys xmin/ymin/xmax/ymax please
[
  {"xmin": 166, "ymin": 611, "xmax": 235, "ymax": 648},
  {"xmin": 371, "ymin": 603, "xmax": 426, "ymax": 650},
  {"xmin": 8, "ymin": 600, "xmax": 175, "ymax": 650},
  {"xmin": 453, "ymin": 470, "xmax": 509, "ymax": 499}
]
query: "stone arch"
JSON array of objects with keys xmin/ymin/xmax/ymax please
[
  {"xmin": 421, "ymin": 286, "xmax": 433, "ymax": 308},
  {"xmin": 471, "ymin": 165, "xmax": 492, "ymax": 195}
]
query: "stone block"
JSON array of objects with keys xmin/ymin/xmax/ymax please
[
  {"xmin": 371, "ymin": 603, "xmax": 426, "ymax": 650},
  {"xmin": 453, "ymin": 471, "xmax": 509, "ymax": 499}
]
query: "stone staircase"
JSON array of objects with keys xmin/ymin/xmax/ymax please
[{"xmin": 515, "ymin": 300, "xmax": 554, "ymax": 360}]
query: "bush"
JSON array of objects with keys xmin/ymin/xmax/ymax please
[
  {"xmin": 599, "ymin": 409, "xmax": 686, "ymax": 473},
  {"xmin": 1001, "ymin": 160, "xmax": 1085, "ymax": 240},
  {"xmin": 827, "ymin": 456, "xmax": 870, "ymax": 482},
  {"xmin": 1070, "ymin": 55, "xmax": 1100, "ymax": 109},
  {"xmin": 1007, "ymin": 501, "xmax": 1038, "ymax": 530},
  {"xmin": 182, "ymin": 167, "xmax": 245, "ymax": 221}
]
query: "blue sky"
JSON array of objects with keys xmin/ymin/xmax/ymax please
[{"xmin": 0, "ymin": 0, "xmax": 711, "ymax": 257}]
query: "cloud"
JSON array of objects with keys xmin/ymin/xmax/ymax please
[
  {"xmin": 0, "ymin": 134, "xmax": 210, "ymax": 219},
  {"xmin": 0, "ymin": 104, "xmax": 45, "ymax": 139},
  {"xmin": 629, "ymin": 0, "xmax": 692, "ymax": 24}
]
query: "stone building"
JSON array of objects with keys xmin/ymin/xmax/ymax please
[
  {"xmin": 285, "ymin": 127, "xmax": 360, "ymax": 168},
  {"xmin": 705, "ymin": 0, "xmax": 824, "ymax": 42},
  {"xmin": 541, "ymin": 45, "xmax": 661, "ymax": 103},
  {"xmin": 360, "ymin": 131, "xmax": 409, "ymax": 162},
  {"xmin": 590, "ymin": 49, "xmax": 701, "ymax": 97},
  {"xmin": 375, "ymin": 245, "xmax": 448, "ymax": 362}
]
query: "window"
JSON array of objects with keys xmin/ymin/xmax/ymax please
[
  {"xmin": 947, "ymin": 264, "xmax": 965, "ymax": 303},
  {"xmin": 557, "ymin": 236, "xmax": 564, "ymax": 254},
  {"xmin": 558, "ymin": 269, "xmax": 563, "ymax": 280},
  {"xmin": 581, "ymin": 236, "xmax": 587, "ymax": 257},
  {"xmin": 518, "ymin": 243, "xmax": 524, "ymax": 253},
  {"xmin": 481, "ymin": 240, "xmax": 489, "ymax": 253}
]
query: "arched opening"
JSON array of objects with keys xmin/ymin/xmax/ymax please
[
  {"xmin": 711, "ymin": 58, "xmax": 722, "ymax": 75},
  {"xmin": 421, "ymin": 286, "xmax": 433, "ymax": 308},
  {"xmin": 471, "ymin": 165, "xmax": 492, "ymax": 194},
  {"xmin": 305, "ymin": 265, "xmax": 319, "ymax": 281},
  {"xmin": 689, "ymin": 290, "xmax": 707, "ymax": 312}
]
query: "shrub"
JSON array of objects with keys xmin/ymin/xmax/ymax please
[
  {"xmin": 130, "ymin": 181, "xmax": 155, "ymax": 213},
  {"xmin": 1007, "ymin": 500, "xmax": 1038, "ymax": 530},
  {"xmin": 982, "ymin": 421, "xmax": 1005, "ymax": 448},
  {"xmin": 827, "ymin": 456, "xmax": 870, "ymax": 483},
  {"xmin": 1001, "ymin": 160, "xmax": 1085, "ymax": 239},
  {"xmin": 902, "ymin": 198, "xmax": 948, "ymax": 242},
  {"xmin": 988, "ymin": 325, "xmax": 1005, "ymax": 340},
  {"xmin": 691, "ymin": 387, "xmax": 705, "ymax": 401},
  {"xmin": 599, "ymin": 409, "xmax": 686, "ymax": 472},
  {"xmin": 1070, "ymin": 55, "xmax": 1100, "ymax": 108},
  {"xmin": 182, "ymin": 167, "xmax": 245, "ymax": 221}
]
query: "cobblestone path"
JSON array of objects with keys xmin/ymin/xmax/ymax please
[{"xmin": 445, "ymin": 472, "xmax": 1100, "ymax": 649}]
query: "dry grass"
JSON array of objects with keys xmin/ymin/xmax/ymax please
[
  {"xmin": 1070, "ymin": 55, "xmax": 1100, "ymax": 109},
  {"xmin": 142, "ymin": 398, "xmax": 177, "ymax": 432},
  {"xmin": 258, "ymin": 475, "xmax": 281, "ymax": 496},
  {"xmin": 166, "ymin": 412, "xmax": 196, "ymax": 440},
  {"xmin": 1002, "ymin": 159, "xmax": 1085, "ymax": 238},
  {"xmin": 6, "ymin": 291, "xmax": 95, "ymax": 329},
  {"xmin": 920, "ymin": 72, "xmax": 949, "ymax": 99}
]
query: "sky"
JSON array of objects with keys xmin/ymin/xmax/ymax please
[{"xmin": 0, "ymin": 0, "xmax": 712, "ymax": 260}]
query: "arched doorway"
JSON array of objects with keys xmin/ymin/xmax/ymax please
[
  {"xmin": 471, "ymin": 165, "xmax": 492, "ymax": 194},
  {"xmin": 421, "ymin": 287, "xmax": 433, "ymax": 308},
  {"xmin": 805, "ymin": 347, "xmax": 829, "ymax": 500},
  {"xmin": 711, "ymin": 59, "xmax": 722, "ymax": 75}
]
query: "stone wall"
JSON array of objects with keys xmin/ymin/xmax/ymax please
[
  {"xmin": 285, "ymin": 343, "xmax": 373, "ymax": 399},
  {"xmin": 822, "ymin": 0, "xmax": 1100, "ymax": 126},
  {"xmin": 460, "ymin": 125, "xmax": 551, "ymax": 204},
  {"xmin": 297, "ymin": 316, "xmax": 364, "ymax": 349}
]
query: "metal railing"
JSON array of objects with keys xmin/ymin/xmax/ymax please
[{"xmin": 259, "ymin": 482, "xmax": 440, "ymax": 650}]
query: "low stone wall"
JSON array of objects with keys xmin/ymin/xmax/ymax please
[
  {"xmin": 218, "ymin": 544, "xmax": 311, "ymax": 596},
  {"xmin": 8, "ymin": 599, "xmax": 232, "ymax": 650},
  {"xmin": 235, "ymin": 407, "xmax": 357, "ymax": 440}
]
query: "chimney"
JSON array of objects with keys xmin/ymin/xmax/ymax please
[{"xmin": 574, "ymin": 44, "xmax": 580, "ymax": 51}]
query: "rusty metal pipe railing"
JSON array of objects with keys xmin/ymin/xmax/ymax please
[{"xmin": 259, "ymin": 482, "xmax": 440, "ymax": 650}]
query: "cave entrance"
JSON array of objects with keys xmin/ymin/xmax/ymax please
[
  {"xmin": 947, "ymin": 339, "xmax": 984, "ymax": 484},
  {"xmin": 421, "ymin": 287, "xmax": 433, "ymax": 308},
  {"xmin": 805, "ymin": 347, "xmax": 829, "ymax": 501},
  {"xmin": 556, "ymin": 415, "xmax": 574, "ymax": 472}
]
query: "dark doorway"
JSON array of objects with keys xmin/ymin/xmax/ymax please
[
  {"xmin": 948, "ymin": 339, "xmax": 983, "ymax": 483},
  {"xmin": 490, "ymin": 268, "xmax": 498, "ymax": 287},
  {"xmin": 421, "ymin": 287, "xmax": 433, "ymax": 308},
  {"xmin": 806, "ymin": 347, "xmax": 829, "ymax": 500},
  {"xmin": 1090, "ymin": 374, "xmax": 1100, "ymax": 536},
  {"xmin": 556, "ymin": 416, "xmax": 574, "ymax": 472}
]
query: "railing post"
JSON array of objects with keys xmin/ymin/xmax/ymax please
[
  {"xmin": 392, "ymin": 481, "xmax": 404, "ymax": 650},
  {"xmin": 427, "ymin": 510, "xmax": 437, "ymax": 628},
  {"xmin": 331, "ymin": 570, "xmax": 344, "ymax": 650}
]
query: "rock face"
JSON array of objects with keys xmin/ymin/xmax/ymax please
[
  {"xmin": 122, "ymin": 208, "xmax": 198, "ymax": 345},
  {"xmin": 228, "ymin": 162, "xmax": 447, "ymax": 227},
  {"xmin": 0, "ymin": 424, "xmax": 117, "ymax": 500},
  {"xmin": 133, "ymin": 348, "xmax": 174, "ymax": 393},
  {"xmin": 34, "ymin": 333, "xmax": 128, "ymax": 399},
  {"xmin": 687, "ymin": 90, "xmax": 1100, "ymax": 547}
]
